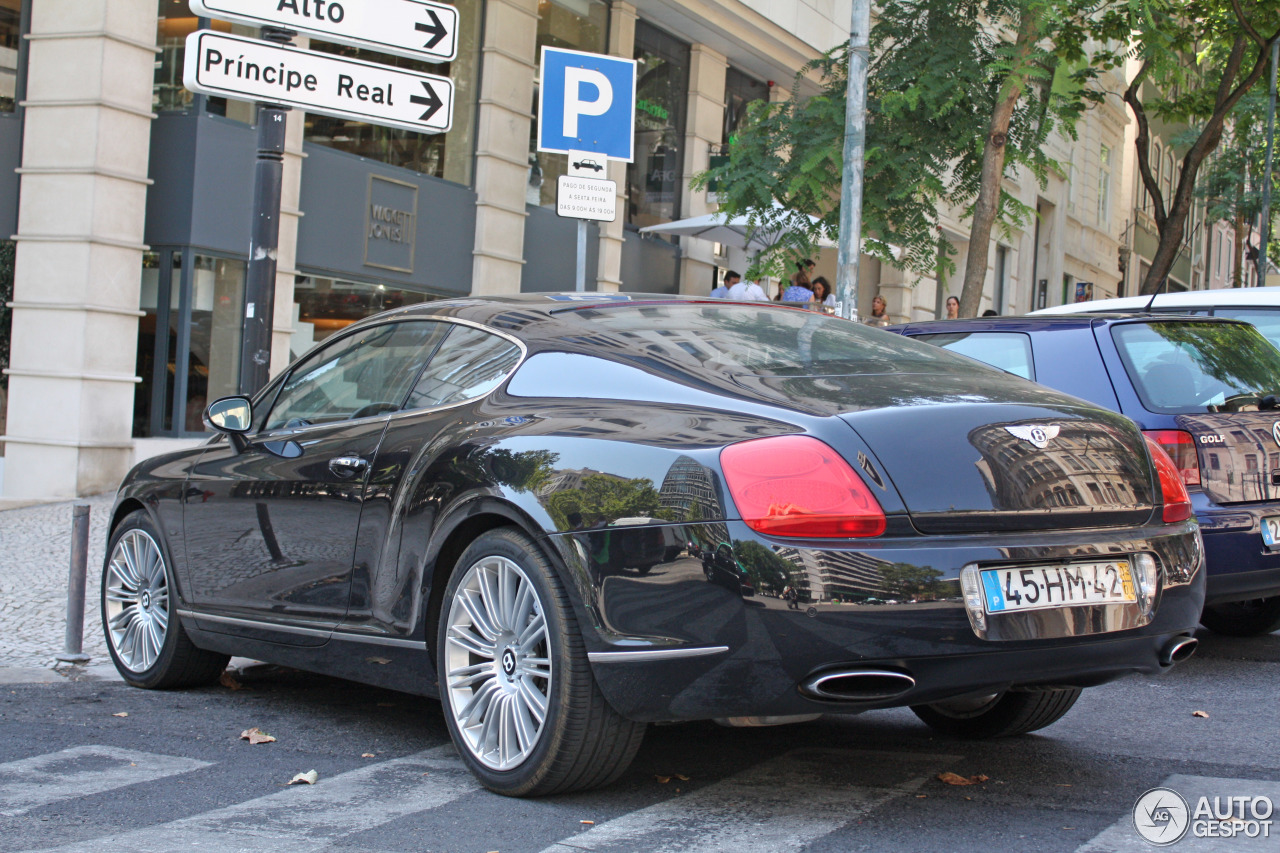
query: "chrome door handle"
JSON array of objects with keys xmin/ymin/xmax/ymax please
[{"xmin": 328, "ymin": 455, "xmax": 369, "ymax": 478}]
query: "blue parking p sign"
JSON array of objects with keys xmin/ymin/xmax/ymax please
[{"xmin": 538, "ymin": 47, "xmax": 636, "ymax": 162}]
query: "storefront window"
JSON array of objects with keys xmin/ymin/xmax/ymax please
[
  {"xmin": 154, "ymin": 2, "xmax": 244, "ymax": 115},
  {"xmin": 723, "ymin": 68, "xmax": 766, "ymax": 144},
  {"xmin": 527, "ymin": 0, "xmax": 610, "ymax": 208},
  {"xmin": 0, "ymin": 0, "xmax": 22, "ymax": 112},
  {"xmin": 290, "ymin": 275, "xmax": 437, "ymax": 361},
  {"xmin": 627, "ymin": 22, "xmax": 689, "ymax": 228},
  {"xmin": 135, "ymin": 251, "xmax": 246, "ymax": 436},
  {"xmin": 187, "ymin": 255, "xmax": 245, "ymax": 431},
  {"xmin": 303, "ymin": 0, "xmax": 481, "ymax": 185}
]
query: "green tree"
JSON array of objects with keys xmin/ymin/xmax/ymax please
[
  {"xmin": 693, "ymin": 0, "xmax": 1110, "ymax": 315},
  {"xmin": 545, "ymin": 474, "xmax": 662, "ymax": 529},
  {"xmin": 1195, "ymin": 87, "xmax": 1276, "ymax": 288},
  {"xmin": 879, "ymin": 562, "xmax": 945, "ymax": 600},
  {"xmin": 1096, "ymin": 0, "xmax": 1280, "ymax": 294}
]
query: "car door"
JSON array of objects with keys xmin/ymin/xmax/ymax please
[
  {"xmin": 343, "ymin": 322, "xmax": 525, "ymax": 639},
  {"xmin": 183, "ymin": 320, "xmax": 450, "ymax": 642}
]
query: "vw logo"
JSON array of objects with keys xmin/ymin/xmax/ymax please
[
  {"xmin": 501, "ymin": 648, "xmax": 517, "ymax": 676},
  {"xmin": 1272, "ymin": 420, "xmax": 1280, "ymax": 448}
]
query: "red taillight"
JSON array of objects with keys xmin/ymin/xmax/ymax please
[
  {"xmin": 1142, "ymin": 429, "xmax": 1200, "ymax": 486},
  {"xmin": 1144, "ymin": 435, "xmax": 1193, "ymax": 523},
  {"xmin": 720, "ymin": 435, "xmax": 886, "ymax": 538}
]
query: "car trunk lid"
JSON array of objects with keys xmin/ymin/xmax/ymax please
[{"xmin": 1178, "ymin": 412, "xmax": 1280, "ymax": 504}]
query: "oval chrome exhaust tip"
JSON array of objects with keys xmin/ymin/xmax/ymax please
[
  {"xmin": 1160, "ymin": 636, "xmax": 1198, "ymax": 666},
  {"xmin": 799, "ymin": 668, "xmax": 916, "ymax": 702}
]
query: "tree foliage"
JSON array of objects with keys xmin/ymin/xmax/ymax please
[
  {"xmin": 692, "ymin": 0, "xmax": 1112, "ymax": 312},
  {"xmin": 1095, "ymin": 0, "xmax": 1280, "ymax": 294}
]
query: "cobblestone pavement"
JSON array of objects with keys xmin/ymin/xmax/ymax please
[{"xmin": 0, "ymin": 494, "xmax": 115, "ymax": 670}]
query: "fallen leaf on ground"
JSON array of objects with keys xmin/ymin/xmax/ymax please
[
  {"xmin": 916, "ymin": 794, "xmax": 928, "ymax": 799},
  {"xmin": 580, "ymin": 820, "xmax": 594, "ymax": 825},
  {"xmin": 655, "ymin": 775, "xmax": 671, "ymax": 784},
  {"xmin": 674, "ymin": 773, "xmax": 690, "ymax": 781},
  {"xmin": 362, "ymin": 753, "xmax": 375, "ymax": 758},
  {"xmin": 288, "ymin": 770, "xmax": 319, "ymax": 785},
  {"xmin": 219, "ymin": 671, "xmax": 245, "ymax": 691},
  {"xmin": 937, "ymin": 772, "xmax": 989, "ymax": 786},
  {"xmin": 112, "ymin": 712, "xmax": 128, "ymax": 718},
  {"xmin": 1192, "ymin": 710, "xmax": 1209, "ymax": 718},
  {"xmin": 240, "ymin": 726, "xmax": 277, "ymax": 744},
  {"xmin": 366, "ymin": 657, "xmax": 391, "ymax": 665}
]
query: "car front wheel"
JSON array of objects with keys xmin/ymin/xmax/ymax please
[
  {"xmin": 910, "ymin": 688, "xmax": 1082, "ymax": 738},
  {"xmin": 102, "ymin": 510, "xmax": 229, "ymax": 689},
  {"xmin": 437, "ymin": 527, "xmax": 645, "ymax": 796},
  {"xmin": 1199, "ymin": 596, "xmax": 1280, "ymax": 637}
]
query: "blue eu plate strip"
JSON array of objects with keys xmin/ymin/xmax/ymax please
[{"xmin": 981, "ymin": 572, "xmax": 1005, "ymax": 613}]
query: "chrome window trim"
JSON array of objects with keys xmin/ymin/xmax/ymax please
[
  {"xmin": 254, "ymin": 316, "xmax": 528, "ymax": 440},
  {"xmin": 587, "ymin": 645, "xmax": 729, "ymax": 663}
]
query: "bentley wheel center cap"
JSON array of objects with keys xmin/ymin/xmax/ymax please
[
  {"xmin": 501, "ymin": 648, "xmax": 517, "ymax": 677},
  {"xmin": 140, "ymin": 590, "xmax": 152, "ymax": 610}
]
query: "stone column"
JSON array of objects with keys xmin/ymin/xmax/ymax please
[
  {"xmin": 678, "ymin": 45, "xmax": 727, "ymax": 296},
  {"xmin": 595, "ymin": 1, "xmax": 636, "ymax": 293},
  {"xmin": 469, "ymin": 0, "xmax": 538, "ymax": 295},
  {"xmin": 2, "ymin": 0, "xmax": 157, "ymax": 498}
]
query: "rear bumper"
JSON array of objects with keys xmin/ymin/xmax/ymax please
[
  {"xmin": 1196, "ymin": 506, "xmax": 1280, "ymax": 603},
  {"xmin": 549, "ymin": 519, "xmax": 1205, "ymax": 722}
]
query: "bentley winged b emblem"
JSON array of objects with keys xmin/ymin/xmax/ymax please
[{"xmin": 1004, "ymin": 424, "xmax": 1060, "ymax": 449}]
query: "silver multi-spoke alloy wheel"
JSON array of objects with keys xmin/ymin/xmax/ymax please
[
  {"xmin": 444, "ymin": 554, "xmax": 552, "ymax": 771},
  {"xmin": 104, "ymin": 529, "xmax": 170, "ymax": 673}
]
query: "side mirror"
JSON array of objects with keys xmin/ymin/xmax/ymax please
[{"xmin": 204, "ymin": 397, "xmax": 253, "ymax": 451}]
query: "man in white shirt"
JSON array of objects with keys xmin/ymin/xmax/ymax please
[
  {"xmin": 727, "ymin": 276, "xmax": 768, "ymax": 301},
  {"xmin": 710, "ymin": 270, "xmax": 737, "ymax": 298}
]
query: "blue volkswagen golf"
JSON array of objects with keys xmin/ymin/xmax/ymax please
[{"xmin": 890, "ymin": 313, "xmax": 1280, "ymax": 636}]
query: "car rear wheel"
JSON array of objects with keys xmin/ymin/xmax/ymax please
[
  {"xmin": 438, "ymin": 527, "xmax": 645, "ymax": 796},
  {"xmin": 102, "ymin": 511, "xmax": 229, "ymax": 689},
  {"xmin": 1199, "ymin": 596, "xmax": 1280, "ymax": 636},
  {"xmin": 910, "ymin": 688, "xmax": 1082, "ymax": 738}
]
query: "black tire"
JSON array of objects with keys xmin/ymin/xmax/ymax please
[
  {"xmin": 1200, "ymin": 597, "xmax": 1280, "ymax": 636},
  {"xmin": 436, "ymin": 527, "xmax": 645, "ymax": 796},
  {"xmin": 102, "ymin": 510, "xmax": 229, "ymax": 689},
  {"xmin": 910, "ymin": 687, "xmax": 1082, "ymax": 738}
]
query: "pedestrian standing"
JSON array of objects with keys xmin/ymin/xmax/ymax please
[
  {"xmin": 945, "ymin": 295, "xmax": 960, "ymax": 319},
  {"xmin": 711, "ymin": 271, "xmax": 738, "ymax": 298},
  {"xmin": 727, "ymin": 276, "xmax": 769, "ymax": 301},
  {"xmin": 863, "ymin": 293, "xmax": 891, "ymax": 327},
  {"xmin": 781, "ymin": 276, "xmax": 813, "ymax": 304},
  {"xmin": 811, "ymin": 277, "xmax": 836, "ymax": 311}
]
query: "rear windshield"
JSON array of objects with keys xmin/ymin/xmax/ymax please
[
  {"xmin": 910, "ymin": 331, "xmax": 1035, "ymax": 380},
  {"xmin": 1111, "ymin": 320, "xmax": 1280, "ymax": 413},
  {"xmin": 565, "ymin": 303, "xmax": 969, "ymax": 376}
]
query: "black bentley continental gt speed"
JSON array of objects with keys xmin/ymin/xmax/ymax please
[{"xmin": 103, "ymin": 294, "xmax": 1205, "ymax": 796}]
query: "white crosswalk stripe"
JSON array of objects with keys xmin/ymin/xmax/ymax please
[
  {"xmin": 0, "ymin": 746, "xmax": 211, "ymax": 817},
  {"xmin": 1076, "ymin": 775, "xmax": 1280, "ymax": 853},
  {"xmin": 18, "ymin": 744, "xmax": 479, "ymax": 853},
  {"xmin": 10, "ymin": 744, "xmax": 962, "ymax": 853},
  {"xmin": 539, "ymin": 748, "xmax": 960, "ymax": 853}
]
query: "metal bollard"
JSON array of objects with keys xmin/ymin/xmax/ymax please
[{"xmin": 56, "ymin": 504, "xmax": 92, "ymax": 664}]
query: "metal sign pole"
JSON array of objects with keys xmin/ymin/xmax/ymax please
[
  {"xmin": 575, "ymin": 220, "xmax": 587, "ymax": 292},
  {"xmin": 238, "ymin": 27, "xmax": 294, "ymax": 397},
  {"xmin": 834, "ymin": 0, "xmax": 870, "ymax": 321}
]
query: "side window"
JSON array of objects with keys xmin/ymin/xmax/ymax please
[
  {"xmin": 406, "ymin": 325, "xmax": 521, "ymax": 409},
  {"xmin": 913, "ymin": 331, "xmax": 1035, "ymax": 380},
  {"xmin": 265, "ymin": 321, "xmax": 449, "ymax": 430}
]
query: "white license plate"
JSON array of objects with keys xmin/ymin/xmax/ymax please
[
  {"xmin": 1262, "ymin": 517, "xmax": 1280, "ymax": 549},
  {"xmin": 980, "ymin": 561, "xmax": 1135, "ymax": 614}
]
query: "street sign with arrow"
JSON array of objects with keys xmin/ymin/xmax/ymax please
[
  {"xmin": 183, "ymin": 30, "xmax": 454, "ymax": 133},
  {"xmin": 188, "ymin": 0, "xmax": 459, "ymax": 63}
]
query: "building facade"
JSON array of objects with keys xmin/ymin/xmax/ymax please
[{"xmin": 0, "ymin": 1, "xmax": 1258, "ymax": 499}]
